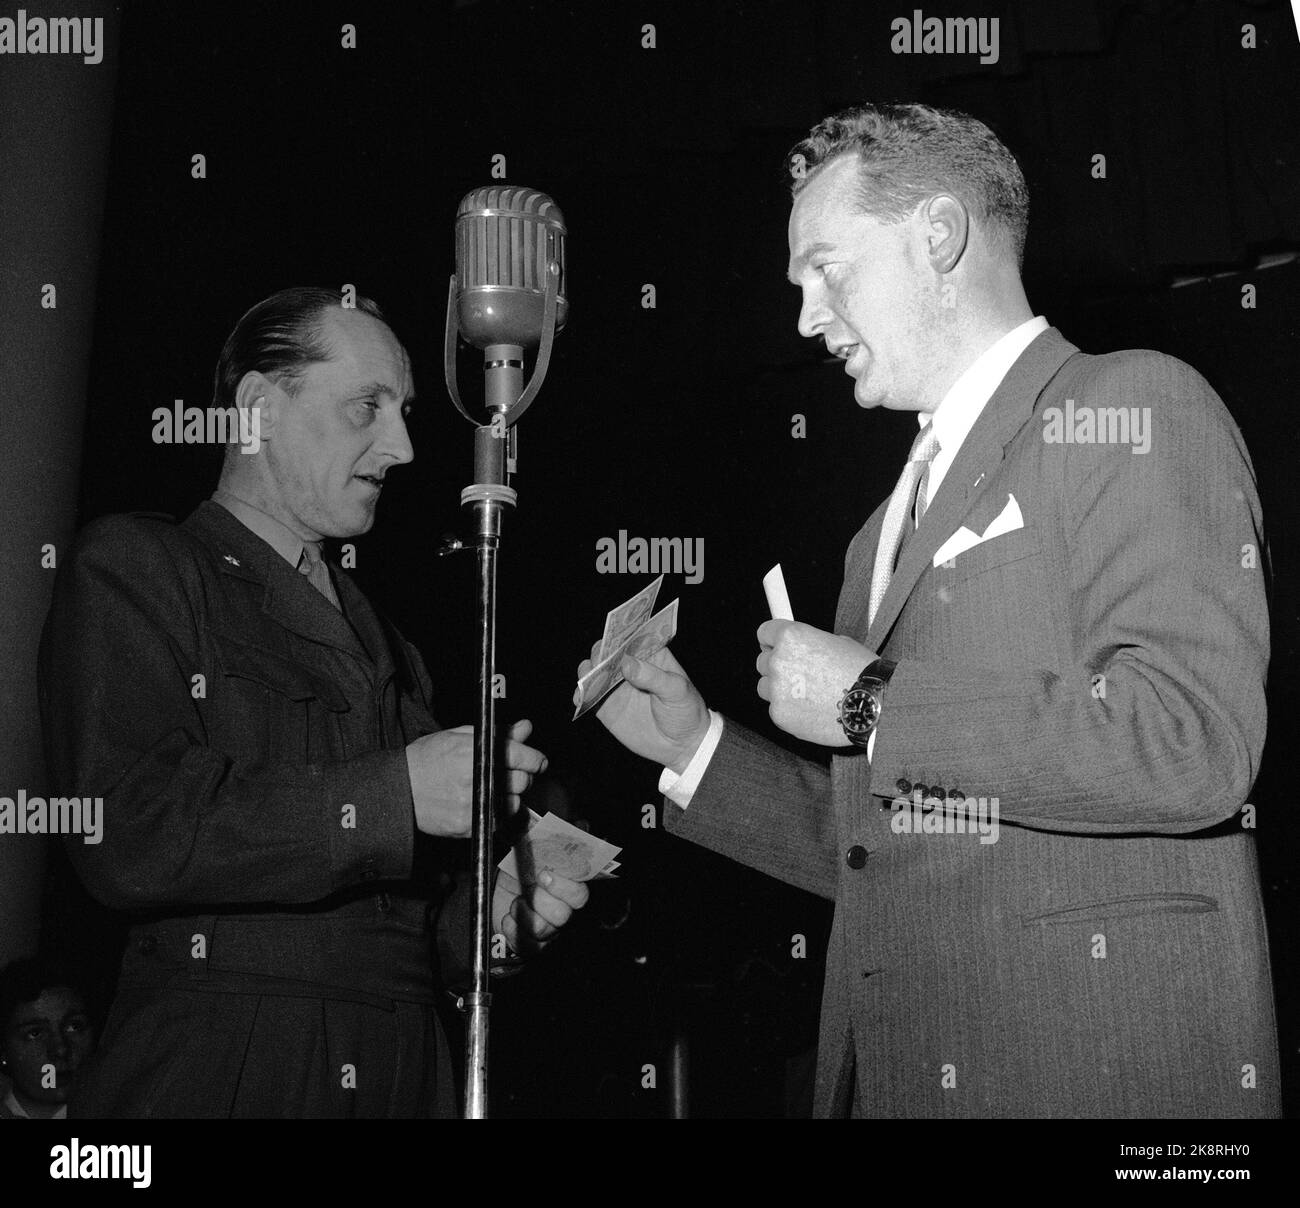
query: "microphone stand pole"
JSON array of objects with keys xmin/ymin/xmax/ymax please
[
  {"xmin": 460, "ymin": 359, "xmax": 518, "ymax": 1122},
  {"xmin": 446, "ymin": 259, "xmax": 561, "ymax": 1120}
]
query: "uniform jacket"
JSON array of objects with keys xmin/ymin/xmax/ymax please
[
  {"xmin": 39, "ymin": 499, "xmax": 474, "ymax": 1022},
  {"xmin": 666, "ymin": 328, "xmax": 1279, "ymax": 1118}
]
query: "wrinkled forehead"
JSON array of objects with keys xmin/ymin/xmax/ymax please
[{"xmin": 317, "ymin": 310, "xmax": 414, "ymax": 397}]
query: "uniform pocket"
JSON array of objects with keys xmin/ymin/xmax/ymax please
[
  {"xmin": 210, "ymin": 631, "xmax": 349, "ymax": 765},
  {"xmin": 212, "ymin": 631, "xmax": 349, "ymax": 709}
]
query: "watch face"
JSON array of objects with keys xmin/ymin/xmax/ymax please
[{"xmin": 842, "ymin": 686, "xmax": 880, "ymax": 735}]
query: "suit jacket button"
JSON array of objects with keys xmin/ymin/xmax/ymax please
[
  {"xmin": 895, "ymin": 778, "xmax": 912, "ymax": 795},
  {"xmin": 949, "ymin": 788, "xmax": 965, "ymax": 803},
  {"xmin": 137, "ymin": 935, "xmax": 158, "ymax": 955},
  {"xmin": 846, "ymin": 845, "xmax": 868, "ymax": 869}
]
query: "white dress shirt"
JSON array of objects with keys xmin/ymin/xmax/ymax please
[{"xmin": 660, "ymin": 315, "xmax": 1049, "ymax": 807}]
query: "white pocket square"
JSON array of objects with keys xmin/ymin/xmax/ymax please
[{"xmin": 932, "ymin": 493, "xmax": 1024, "ymax": 567}]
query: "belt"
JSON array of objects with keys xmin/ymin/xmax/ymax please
[{"xmin": 119, "ymin": 908, "xmax": 439, "ymax": 1006}]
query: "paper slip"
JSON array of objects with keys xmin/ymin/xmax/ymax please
[{"xmin": 763, "ymin": 563, "xmax": 794, "ymax": 620}]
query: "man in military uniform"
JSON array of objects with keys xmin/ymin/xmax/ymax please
[{"xmin": 39, "ymin": 287, "xmax": 585, "ymax": 1117}]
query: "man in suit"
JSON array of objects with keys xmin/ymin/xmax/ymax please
[
  {"xmin": 39, "ymin": 286, "xmax": 587, "ymax": 1117},
  {"xmin": 581, "ymin": 103, "xmax": 1278, "ymax": 1117}
]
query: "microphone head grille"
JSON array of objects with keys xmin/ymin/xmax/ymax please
[
  {"xmin": 454, "ymin": 186, "xmax": 568, "ymax": 348},
  {"xmin": 457, "ymin": 186, "xmax": 565, "ymax": 223}
]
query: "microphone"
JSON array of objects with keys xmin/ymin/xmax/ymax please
[
  {"xmin": 441, "ymin": 187, "xmax": 568, "ymax": 1119},
  {"xmin": 445, "ymin": 185, "xmax": 567, "ymax": 429},
  {"xmin": 454, "ymin": 185, "xmax": 568, "ymax": 350}
]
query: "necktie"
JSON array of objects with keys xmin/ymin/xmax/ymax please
[
  {"xmin": 867, "ymin": 422, "xmax": 941, "ymax": 629},
  {"xmin": 298, "ymin": 541, "xmax": 341, "ymax": 611}
]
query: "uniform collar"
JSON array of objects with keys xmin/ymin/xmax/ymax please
[
  {"xmin": 188, "ymin": 499, "xmax": 374, "ymax": 666},
  {"xmin": 211, "ymin": 489, "xmax": 315, "ymax": 568}
]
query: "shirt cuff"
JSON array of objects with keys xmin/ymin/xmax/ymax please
[
  {"xmin": 867, "ymin": 729, "xmax": 876, "ymax": 761},
  {"xmin": 658, "ymin": 710, "xmax": 724, "ymax": 809}
]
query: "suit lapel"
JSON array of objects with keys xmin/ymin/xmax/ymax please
[
  {"xmin": 185, "ymin": 500, "xmax": 372, "ymax": 664},
  {"xmin": 837, "ymin": 329, "xmax": 1079, "ymax": 646}
]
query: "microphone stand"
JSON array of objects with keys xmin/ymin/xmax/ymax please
[{"xmin": 445, "ymin": 260, "xmax": 561, "ymax": 1120}]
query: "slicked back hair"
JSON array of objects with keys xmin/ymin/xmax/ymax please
[
  {"xmin": 787, "ymin": 102, "xmax": 1029, "ymax": 268},
  {"xmin": 212, "ymin": 286, "xmax": 389, "ymax": 411}
]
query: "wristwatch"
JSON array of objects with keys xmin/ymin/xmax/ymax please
[{"xmin": 837, "ymin": 657, "xmax": 897, "ymax": 748}]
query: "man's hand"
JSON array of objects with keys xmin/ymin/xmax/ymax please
[
  {"xmin": 576, "ymin": 642, "xmax": 710, "ymax": 774},
  {"xmin": 492, "ymin": 869, "xmax": 589, "ymax": 958},
  {"xmin": 755, "ymin": 620, "xmax": 875, "ymax": 747},
  {"xmin": 406, "ymin": 719, "xmax": 547, "ymax": 838}
]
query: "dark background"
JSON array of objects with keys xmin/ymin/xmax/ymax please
[{"xmin": 40, "ymin": 0, "xmax": 1300, "ymax": 1116}]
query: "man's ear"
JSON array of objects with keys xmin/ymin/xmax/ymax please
[
  {"xmin": 234, "ymin": 372, "xmax": 277, "ymax": 440},
  {"xmin": 922, "ymin": 194, "xmax": 969, "ymax": 275}
]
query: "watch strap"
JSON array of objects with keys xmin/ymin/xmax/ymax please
[{"xmin": 862, "ymin": 655, "xmax": 897, "ymax": 686}]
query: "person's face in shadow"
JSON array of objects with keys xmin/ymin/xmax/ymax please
[{"xmin": 2, "ymin": 987, "xmax": 96, "ymax": 1113}]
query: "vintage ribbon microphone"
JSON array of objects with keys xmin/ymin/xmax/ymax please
[{"xmin": 444, "ymin": 185, "xmax": 567, "ymax": 1119}]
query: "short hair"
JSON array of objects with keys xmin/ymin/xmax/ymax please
[
  {"xmin": 786, "ymin": 102, "xmax": 1029, "ymax": 267},
  {"xmin": 0, "ymin": 956, "xmax": 86, "ymax": 1033},
  {"xmin": 212, "ymin": 286, "xmax": 389, "ymax": 411}
]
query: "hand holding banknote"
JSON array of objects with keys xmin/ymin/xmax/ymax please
[
  {"xmin": 493, "ymin": 809, "xmax": 612, "ymax": 959},
  {"xmin": 492, "ymin": 867, "xmax": 589, "ymax": 959},
  {"xmin": 576, "ymin": 641, "xmax": 711, "ymax": 775}
]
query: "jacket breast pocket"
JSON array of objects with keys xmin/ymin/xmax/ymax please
[
  {"xmin": 923, "ymin": 525, "xmax": 1052, "ymax": 664},
  {"xmin": 210, "ymin": 631, "xmax": 350, "ymax": 767},
  {"xmin": 939, "ymin": 524, "xmax": 1042, "ymax": 584}
]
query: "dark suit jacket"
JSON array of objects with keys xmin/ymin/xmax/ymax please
[
  {"xmin": 667, "ymin": 328, "xmax": 1279, "ymax": 1118},
  {"xmin": 38, "ymin": 500, "xmax": 473, "ymax": 1113}
]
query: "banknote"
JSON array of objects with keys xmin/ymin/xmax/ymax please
[
  {"xmin": 498, "ymin": 809, "xmax": 622, "ymax": 884},
  {"xmin": 573, "ymin": 597, "xmax": 679, "ymax": 720},
  {"xmin": 597, "ymin": 573, "xmax": 664, "ymax": 663}
]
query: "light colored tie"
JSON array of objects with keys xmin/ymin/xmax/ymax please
[
  {"xmin": 867, "ymin": 422, "xmax": 941, "ymax": 629},
  {"xmin": 298, "ymin": 541, "xmax": 341, "ymax": 611}
]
